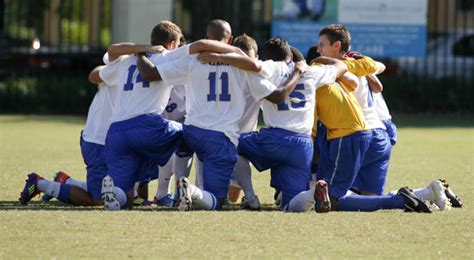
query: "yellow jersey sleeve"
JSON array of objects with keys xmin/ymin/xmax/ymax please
[{"xmin": 343, "ymin": 57, "xmax": 377, "ymax": 77}]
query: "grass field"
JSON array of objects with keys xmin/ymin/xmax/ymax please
[{"xmin": 0, "ymin": 115, "xmax": 473, "ymax": 258}]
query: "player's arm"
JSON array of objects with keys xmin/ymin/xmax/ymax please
[
  {"xmin": 107, "ymin": 43, "xmax": 166, "ymax": 62},
  {"xmin": 366, "ymin": 74, "xmax": 383, "ymax": 93},
  {"xmin": 136, "ymin": 53, "xmax": 162, "ymax": 82},
  {"xmin": 88, "ymin": 65, "xmax": 105, "ymax": 84},
  {"xmin": 189, "ymin": 39, "xmax": 245, "ymax": 56},
  {"xmin": 338, "ymin": 71, "xmax": 359, "ymax": 91},
  {"xmin": 264, "ymin": 61, "xmax": 307, "ymax": 104},
  {"xmin": 197, "ymin": 52, "xmax": 261, "ymax": 72},
  {"xmin": 310, "ymin": 56, "xmax": 348, "ymax": 78}
]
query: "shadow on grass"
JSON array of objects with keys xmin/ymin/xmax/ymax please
[
  {"xmin": 0, "ymin": 201, "xmax": 281, "ymax": 212},
  {"xmin": 0, "ymin": 115, "xmax": 86, "ymax": 125}
]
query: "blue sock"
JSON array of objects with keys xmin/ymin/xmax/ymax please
[
  {"xmin": 338, "ymin": 194, "xmax": 405, "ymax": 212},
  {"xmin": 57, "ymin": 183, "xmax": 72, "ymax": 204}
]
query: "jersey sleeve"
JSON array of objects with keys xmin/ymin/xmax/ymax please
[
  {"xmin": 98, "ymin": 58, "xmax": 123, "ymax": 87},
  {"xmin": 246, "ymin": 72, "xmax": 277, "ymax": 100},
  {"xmin": 309, "ymin": 65, "xmax": 338, "ymax": 90},
  {"xmin": 152, "ymin": 44, "xmax": 191, "ymax": 64},
  {"xmin": 258, "ymin": 60, "xmax": 281, "ymax": 79},
  {"xmin": 343, "ymin": 57, "xmax": 378, "ymax": 77},
  {"xmin": 155, "ymin": 55, "xmax": 192, "ymax": 86}
]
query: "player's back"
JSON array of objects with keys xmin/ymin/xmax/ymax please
[
  {"xmin": 100, "ymin": 55, "xmax": 173, "ymax": 123},
  {"xmin": 259, "ymin": 62, "xmax": 336, "ymax": 136},
  {"xmin": 352, "ymin": 77, "xmax": 386, "ymax": 129},
  {"xmin": 82, "ymin": 82, "xmax": 117, "ymax": 145}
]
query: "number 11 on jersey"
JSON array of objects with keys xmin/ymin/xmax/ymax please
[{"xmin": 208, "ymin": 72, "xmax": 231, "ymax": 102}]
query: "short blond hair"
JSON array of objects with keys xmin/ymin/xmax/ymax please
[{"xmin": 151, "ymin": 21, "xmax": 182, "ymax": 46}]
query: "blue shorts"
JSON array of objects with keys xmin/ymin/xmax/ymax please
[
  {"xmin": 317, "ymin": 130, "xmax": 372, "ymax": 199},
  {"xmin": 80, "ymin": 134, "xmax": 107, "ymax": 200},
  {"xmin": 383, "ymin": 120, "xmax": 397, "ymax": 146},
  {"xmin": 136, "ymin": 159, "xmax": 159, "ymax": 184},
  {"xmin": 105, "ymin": 114, "xmax": 182, "ymax": 193},
  {"xmin": 238, "ymin": 128, "xmax": 313, "ymax": 208},
  {"xmin": 313, "ymin": 122, "xmax": 328, "ymax": 174},
  {"xmin": 352, "ymin": 129, "xmax": 391, "ymax": 195},
  {"xmin": 183, "ymin": 125, "xmax": 237, "ymax": 200}
]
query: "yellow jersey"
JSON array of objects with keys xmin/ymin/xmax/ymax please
[
  {"xmin": 343, "ymin": 56, "xmax": 378, "ymax": 77},
  {"xmin": 312, "ymin": 80, "xmax": 367, "ymax": 140}
]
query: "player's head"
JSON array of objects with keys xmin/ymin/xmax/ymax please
[
  {"xmin": 178, "ymin": 34, "xmax": 187, "ymax": 47},
  {"xmin": 206, "ymin": 19, "xmax": 233, "ymax": 44},
  {"xmin": 306, "ymin": 45, "xmax": 320, "ymax": 65},
  {"xmin": 263, "ymin": 36, "xmax": 292, "ymax": 62},
  {"xmin": 150, "ymin": 21, "xmax": 182, "ymax": 50},
  {"xmin": 233, "ymin": 34, "xmax": 258, "ymax": 58},
  {"xmin": 318, "ymin": 24, "xmax": 351, "ymax": 58}
]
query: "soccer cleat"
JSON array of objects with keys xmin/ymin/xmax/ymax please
[
  {"xmin": 428, "ymin": 180, "xmax": 451, "ymax": 211},
  {"xmin": 240, "ymin": 195, "xmax": 261, "ymax": 211},
  {"xmin": 19, "ymin": 173, "xmax": 44, "ymax": 205},
  {"xmin": 398, "ymin": 187, "xmax": 431, "ymax": 213},
  {"xmin": 439, "ymin": 179, "xmax": 462, "ymax": 208},
  {"xmin": 274, "ymin": 189, "xmax": 282, "ymax": 207},
  {"xmin": 176, "ymin": 177, "xmax": 192, "ymax": 211},
  {"xmin": 101, "ymin": 175, "xmax": 120, "ymax": 211},
  {"xmin": 132, "ymin": 197, "xmax": 153, "ymax": 206},
  {"xmin": 314, "ymin": 180, "xmax": 331, "ymax": 213},
  {"xmin": 41, "ymin": 171, "xmax": 71, "ymax": 201},
  {"xmin": 151, "ymin": 194, "xmax": 174, "ymax": 207}
]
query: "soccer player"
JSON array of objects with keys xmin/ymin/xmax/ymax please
[
  {"xmin": 197, "ymin": 37, "xmax": 349, "ymax": 212},
  {"xmin": 19, "ymin": 53, "xmax": 119, "ymax": 206},
  {"xmin": 137, "ymin": 19, "xmax": 305, "ymax": 211}
]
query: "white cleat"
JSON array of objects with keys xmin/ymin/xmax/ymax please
[
  {"xmin": 429, "ymin": 180, "xmax": 452, "ymax": 211},
  {"xmin": 101, "ymin": 175, "xmax": 120, "ymax": 211},
  {"xmin": 176, "ymin": 177, "xmax": 192, "ymax": 211}
]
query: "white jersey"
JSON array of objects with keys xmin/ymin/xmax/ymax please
[
  {"xmin": 353, "ymin": 77, "xmax": 386, "ymax": 130},
  {"xmin": 258, "ymin": 60, "xmax": 338, "ymax": 135},
  {"xmin": 239, "ymin": 93, "xmax": 261, "ymax": 133},
  {"xmin": 373, "ymin": 92, "xmax": 392, "ymax": 121},
  {"xmin": 82, "ymin": 53, "xmax": 117, "ymax": 145},
  {"xmin": 161, "ymin": 85, "xmax": 187, "ymax": 122},
  {"xmin": 157, "ymin": 54, "xmax": 277, "ymax": 145},
  {"xmin": 99, "ymin": 45, "xmax": 190, "ymax": 123}
]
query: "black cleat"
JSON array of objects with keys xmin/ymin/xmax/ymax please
[
  {"xmin": 439, "ymin": 179, "xmax": 462, "ymax": 208},
  {"xmin": 398, "ymin": 187, "xmax": 431, "ymax": 213}
]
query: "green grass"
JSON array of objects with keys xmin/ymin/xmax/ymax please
[{"xmin": 0, "ymin": 115, "xmax": 473, "ymax": 258}]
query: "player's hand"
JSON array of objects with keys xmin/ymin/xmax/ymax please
[
  {"xmin": 344, "ymin": 51, "xmax": 363, "ymax": 60},
  {"xmin": 146, "ymin": 45, "xmax": 166, "ymax": 54},
  {"xmin": 295, "ymin": 61, "xmax": 308, "ymax": 74},
  {"xmin": 197, "ymin": 52, "xmax": 222, "ymax": 64}
]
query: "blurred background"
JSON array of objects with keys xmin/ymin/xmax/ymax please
[{"xmin": 0, "ymin": 0, "xmax": 472, "ymax": 114}]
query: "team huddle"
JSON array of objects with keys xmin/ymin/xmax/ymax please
[{"xmin": 19, "ymin": 19, "xmax": 463, "ymax": 213}]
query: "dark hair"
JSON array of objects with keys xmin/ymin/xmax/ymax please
[
  {"xmin": 233, "ymin": 34, "xmax": 258, "ymax": 54},
  {"xmin": 306, "ymin": 46, "xmax": 320, "ymax": 65},
  {"xmin": 263, "ymin": 37, "xmax": 291, "ymax": 61},
  {"xmin": 151, "ymin": 21, "xmax": 182, "ymax": 46},
  {"xmin": 319, "ymin": 24, "xmax": 351, "ymax": 53},
  {"xmin": 290, "ymin": 46, "xmax": 304, "ymax": 62}
]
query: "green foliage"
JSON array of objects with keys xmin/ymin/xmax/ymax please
[
  {"xmin": 0, "ymin": 115, "xmax": 472, "ymax": 258},
  {"xmin": 0, "ymin": 75, "xmax": 96, "ymax": 114}
]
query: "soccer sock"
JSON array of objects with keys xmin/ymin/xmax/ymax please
[
  {"xmin": 37, "ymin": 179, "xmax": 72, "ymax": 203},
  {"xmin": 172, "ymin": 154, "xmax": 193, "ymax": 179},
  {"xmin": 189, "ymin": 184, "xmax": 218, "ymax": 210},
  {"xmin": 234, "ymin": 156, "xmax": 256, "ymax": 198},
  {"xmin": 65, "ymin": 177, "xmax": 88, "ymax": 191},
  {"xmin": 412, "ymin": 187, "xmax": 434, "ymax": 201},
  {"xmin": 284, "ymin": 187, "xmax": 315, "ymax": 212},
  {"xmin": 133, "ymin": 182, "xmax": 139, "ymax": 198},
  {"xmin": 114, "ymin": 187, "xmax": 128, "ymax": 208},
  {"xmin": 157, "ymin": 158, "xmax": 173, "ymax": 200},
  {"xmin": 338, "ymin": 194, "xmax": 405, "ymax": 212},
  {"xmin": 194, "ymin": 157, "xmax": 204, "ymax": 189}
]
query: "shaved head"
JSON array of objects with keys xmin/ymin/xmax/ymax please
[{"xmin": 206, "ymin": 19, "xmax": 232, "ymax": 43}]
